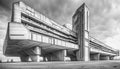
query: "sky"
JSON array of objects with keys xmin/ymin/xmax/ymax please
[{"xmin": 0, "ymin": 0, "xmax": 120, "ymax": 50}]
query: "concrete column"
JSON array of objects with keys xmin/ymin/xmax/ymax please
[
  {"xmin": 90, "ymin": 53, "xmax": 100, "ymax": 61},
  {"xmin": 84, "ymin": 46, "xmax": 90, "ymax": 61},
  {"xmin": 43, "ymin": 56, "xmax": 48, "ymax": 61},
  {"xmin": 55, "ymin": 50, "xmax": 67, "ymax": 61},
  {"xmin": 76, "ymin": 46, "xmax": 90, "ymax": 61},
  {"xmin": 30, "ymin": 55, "xmax": 40, "ymax": 62},
  {"xmin": 46, "ymin": 50, "xmax": 67, "ymax": 61},
  {"xmin": 29, "ymin": 46, "xmax": 41, "ymax": 62},
  {"xmin": 20, "ymin": 55, "xmax": 29, "ymax": 62},
  {"xmin": 19, "ymin": 50, "xmax": 29, "ymax": 62}
]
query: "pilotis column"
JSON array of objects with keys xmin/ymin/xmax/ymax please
[{"xmin": 29, "ymin": 46, "xmax": 41, "ymax": 62}]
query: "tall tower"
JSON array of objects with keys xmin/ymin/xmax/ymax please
[{"xmin": 72, "ymin": 3, "xmax": 90, "ymax": 61}]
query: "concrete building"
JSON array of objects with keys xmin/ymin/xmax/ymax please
[{"xmin": 2, "ymin": 1, "xmax": 118, "ymax": 62}]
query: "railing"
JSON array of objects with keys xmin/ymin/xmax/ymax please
[
  {"xmin": 21, "ymin": 16, "xmax": 68, "ymax": 38},
  {"xmin": 90, "ymin": 40, "xmax": 117, "ymax": 54},
  {"xmin": 21, "ymin": 15, "xmax": 77, "ymax": 43},
  {"xmin": 89, "ymin": 36, "xmax": 116, "ymax": 51},
  {"xmin": 90, "ymin": 48, "xmax": 117, "ymax": 56}
]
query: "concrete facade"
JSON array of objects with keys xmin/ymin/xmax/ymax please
[
  {"xmin": 1, "ymin": 1, "xmax": 119, "ymax": 62},
  {"xmin": 72, "ymin": 3, "xmax": 90, "ymax": 61}
]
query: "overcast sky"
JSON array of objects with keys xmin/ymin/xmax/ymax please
[{"xmin": 0, "ymin": 0, "xmax": 120, "ymax": 50}]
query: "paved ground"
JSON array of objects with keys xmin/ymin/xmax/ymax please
[{"xmin": 0, "ymin": 60, "xmax": 120, "ymax": 69}]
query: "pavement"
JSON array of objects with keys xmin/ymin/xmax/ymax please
[{"xmin": 0, "ymin": 60, "xmax": 120, "ymax": 69}]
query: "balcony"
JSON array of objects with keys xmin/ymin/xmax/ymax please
[{"xmin": 21, "ymin": 16, "xmax": 77, "ymax": 43}]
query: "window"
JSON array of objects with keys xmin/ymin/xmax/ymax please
[
  {"xmin": 48, "ymin": 37, "xmax": 52, "ymax": 44},
  {"xmin": 37, "ymin": 34, "xmax": 41, "ymax": 42},
  {"xmin": 32, "ymin": 34, "xmax": 37, "ymax": 41},
  {"xmin": 58, "ymin": 40, "xmax": 61, "ymax": 45},
  {"xmin": 51, "ymin": 38, "xmax": 54, "ymax": 44},
  {"xmin": 87, "ymin": 11, "xmax": 89, "ymax": 30},
  {"xmin": 42, "ymin": 36, "xmax": 48, "ymax": 43},
  {"xmin": 55, "ymin": 39, "xmax": 58, "ymax": 45}
]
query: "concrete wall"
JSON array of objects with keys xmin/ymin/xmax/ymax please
[{"xmin": 72, "ymin": 3, "xmax": 90, "ymax": 61}]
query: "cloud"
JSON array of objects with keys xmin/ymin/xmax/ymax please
[
  {"xmin": 0, "ymin": 13, "xmax": 9, "ymax": 53},
  {"xmin": 20, "ymin": 0, "xmax": 83, "ymax": 25},
  {"xmin": 0, "ymin": 15, "xmax": 9, "ymax": 39},
  {"xmin": 105, "ymin": 34, "xmax": 120, "ymax": 49},
  {"xmin": 0, "ymin": 1, "xmax": 10, "ymax": 49},
  {"xmin": 0, "ymin": 0, "xmax": 12, "ymax": 10},
  {"xmin": 86, "ymin": 0, "xmax": 120, "ymax": 49},
  {"xmin": 0, "ymin": 4, "xmax": 10, "ymax": 39}
]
